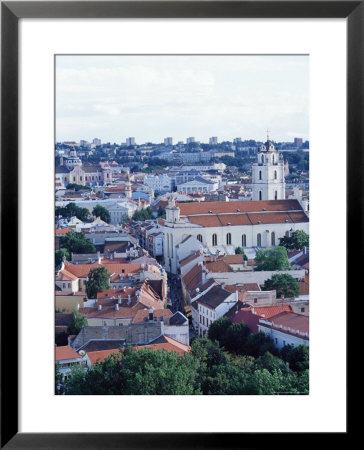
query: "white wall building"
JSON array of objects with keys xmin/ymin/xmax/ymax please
[
  {"xmin": 144, "ymin": 174, "xmax": 173, "ymax": 193},
  {"xmin": 252, "ymin": 138, "xmax": 285, "ymax": 201},
  {"xmin": 161, "ymin": 196, "xmax": 309, "ymax": 274}
]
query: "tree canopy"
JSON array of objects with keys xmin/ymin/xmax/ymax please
[
  {"xmin": 55, "ymin": 202, "xmax": 90, "ymax": 222},
  {"xmin": 59, "ymin": 337, "xmax": 309, "ymax": 395},
  {"xmin": 92, "ymin": 204, "xmax": 111, "ymax": 224},
  {"xmin": 255, "ymin": 246, "xmax": 291, "ymax": 271},
  {"xmin": 85, "ymin": 266, "xmax": 110, "ymax": 298},
  {"xmin": 67, "ymin": 309, "xmax": 88, "ymax": 335},
  {"xmin": 55, "ymin": 248, "xmax": 70, "ymax": 268},
  {"xmin": 263, "ymin": 273, "xmax": 300, "ymax": 298},
  {"xmin": 59, "ymin": 232, "xmax": 96, "ymax": 255},
  {"xmin": 132, "ymin": 207, "xmax": 154, "ymax": 221},
  {"xmin": 279, "ymin": 230, "xmax": 309, "ymax": 250}
]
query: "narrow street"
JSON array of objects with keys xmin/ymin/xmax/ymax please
[{"xmin": 167, "ymin": 273, "xmax": 184, "ymax": 314}]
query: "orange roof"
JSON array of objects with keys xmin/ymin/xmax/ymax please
[
  {"xmin": 55, "ymin": 346, "xmax": 82, "ymax": 361},
  {"xmin": 87, "ymin": 337, "xmax": 190, "ymax": 365},
  {"xmin": 55, "ymin": 227, "xmax": 73, "ymax": 236},
  {"xmin": 252, "ymin": 305, "xmax": 293, "ymax": 319},
  {"xmin": 178, "ymin": 199, "xmax": 303, "ymax": 216},
  {"xmin": 56, "ymin": 269, "xmax": 78, "ymax": 281},
  {"xmin": 64, "ymin": 261, "xmax": 142, "ymax": 279}
]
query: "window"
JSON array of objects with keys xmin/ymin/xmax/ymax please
[
  {"xmin": 226, "ymin": 233, "xmax": 231, "ymax": 245},
  {"xmin": 274, "ymin": 170, "xmax": 277, "ymax": 179},
  {"xmin": 242, "ymin": 234, "xmax": 246, "ymax": 247},
  {"xmin": 285, "ymin": 230, "xmax": 290, "ymax": 237},
  {"xmin": 301, "ymin": 307, "xmax": 305, "ymax": 313},
  {"xmin": 275, "ymin": 190, "xmax": 278, "ymax": 200},
  {"xmin": 259, "ymin": 191, "xmax": 262, "ymax": 200},
  {"xmin": 261, "ymin": 155, "xmax": 264, "ymax": 164},
  {"xmin": 259, "ymin": 170, "xmax": 262, "ymax": 180},
  {"xmin": 271, "ymin": 232, "xmax": 276, "ymax": 246},
  {"xmin": 257, "ymin": 233, "xmax": 262, "ymax": 246},
  {"xmin": 272, "ymin": 154, "xmax": 275, "ymax": 164},
  {"xmin": 212, "ymin": 234, "xmax": 217, "ymax": 246},
  {"xmin": 254, "ymin": 298, "xmax": 258, "ymax": 304},
  {"xmin": 197, "ymin": 234, "xmax": 202, "ymax": 243}
]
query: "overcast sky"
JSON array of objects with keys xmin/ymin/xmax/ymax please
[{"xmin": 56, "ymin": 55, "xmax": 309, "ymax": 144}]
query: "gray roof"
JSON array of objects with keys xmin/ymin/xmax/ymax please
[
  {"xmin": 169, "ymin": 311, "xmax": 188, "ymax": 326},
  {"xmin": 196, "ymin": 285, "xmax": 232, "ymax": 309}
]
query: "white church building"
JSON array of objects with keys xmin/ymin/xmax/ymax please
[{"xmin": 161, "ymin": 138, "xmax": 309, "ymax": 274}]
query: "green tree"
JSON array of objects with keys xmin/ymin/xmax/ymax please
[
  {"xmin": 207, "ymin": 317, "xmax": 231, "ymax": 345},
  {"xmin": 85, "ymin": 266, "xmax": 110, "ymax": 298},
  {"xmin": 255, "ymin": 246, "xmax": 291, "ymax": 271},
  {"xmin": 92, "ymin": 204, "xmax": 111, "ymax": 223},
  {"xmin": 280, "ymin": 345, "xmax": 309, "ymax": 372},
  {"xmin": 55, "ymin": 202, "xmax": 90, "ymax": 222},
  {"xmin": 132, "ymin": 207, "xmax": 154, "ymax": 221},
  {"xmin": 64, "ymin": 348, "xmax": 202, "ymax": 395},
  {"xmin": 55, "ymin": 248, "xmax": 70, "ymax": 268},
  {"xmin": 263, "ymin": 273, "xmax": 300, "ymax": 298},
  {"xmin": 59, "ymin": 232, "xmax": 96, "ymax": 254},
  {"xmin": 223, "ymin": 323, "xmax": 251, "ymax": 354},
  {"xmin": 235, "ymin": 247, "xmax": 248, "ymax": 260},
  {"xmin": 67, "ymin": 309, "xmax": 88, "ymax": 335},
  {"xmin": 279, "ymin": 230, "xmax": 309, "ymax": 250},
  {"xmin": 243, "ymin": 332, "xmax": 277, "ymax": 358}
]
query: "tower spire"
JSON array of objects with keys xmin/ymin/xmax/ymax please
[{"xmin": 266, "ymin": 128, "xmax": 270, "ymax": 141}]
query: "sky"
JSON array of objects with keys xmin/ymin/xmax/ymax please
[{"xmin": 56, "ymin": 55, "xmax": 309, "ymax": 144}]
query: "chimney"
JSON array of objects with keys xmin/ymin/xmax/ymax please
[
  {"xmin": 149, "ymin": 307, "xmax": 154, "ymax": 321},
  {"xmin": 127, "ymin": 294, "xmax": 131, "ymax": 305},
  {"xmin": 60, "ymin": 156, "xmax": 64, "ymax": 166},
  {"xmin": 97, "ymin": 251, "xmax": 101, "ymax": 264},
  {"xmin": 118, "ymin": 295, "xmax": 122, "ymax": 305},
  {"xmin": 97, "ymin": 305, "xmax": 102, "ymax": 311},
  {"xmin": 115, "ymin": 304, "xmax": 119, "ymax": 310},
  {"xmin": 76, "ymin": 303, "xmax": 80, "ymax": 310}
]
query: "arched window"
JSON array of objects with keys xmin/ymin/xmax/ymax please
[
  {"xmin": 257, "ymin": 233, "xmax": 262, "ymax": 246},
  {"xmin": 285, "ymin": 230, "xmax": 290, "ymax": 237},
  {"xmin": 275, "ymin": 190, "xmax": 278, "ymax": 200},
  {"xmin": 212, "ymin": 234, "xmax": 217, "ymax": 246},
  {"xmin": 274, "ymin": 170, "xmax": 277, "ymax": 179},
  {"xmin": 226, "ymin": 233, "xmax": 231, "ymax": 245},
  {"xmin": 259, "ymin": 171, "xmax": 262, "ymax": 180},
  {"xmin": 242, "ymin": 234, "xmax": 246, "ymax": 247},
  {"xmin": 261, "ymin": 155, "xmax": 264, "ymax": 164},
  {"xmin": 259, "ymin": 191, "xmax": 262, "ymax": 201},
  {"xmin": 197, "ymin": 234, "xmax": 203, "ymax": 243},
  {"xmin": 272, "ymin": 154, "xmax": 275, "ymax": 164},
  {"xmin": 271, "ymin": 232, "xmax": 276, "ymax": 246}
]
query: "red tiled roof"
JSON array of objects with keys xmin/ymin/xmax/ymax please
[
  {"xmin": 182, "ymin": 264, "xmax": 203, "ymax": 292},
  {"xmin": 251, "ymin": 305, "xmax": 293, "ymax": 319},
  {"xmin": 231, "ymin": 310, "xmax": 260, "ymax": 333},
  {"xmin": 87, "ymin": 336, "xmax": 190, "ymax": 364},
  {"xmin": 55, "ymin": 227, "xmax": 73, "ymax": 236},
  {"xmin": 262, "ymin": 311, "xmax": 309, "ymax": 336},
  {"xmin": 178, "ymin": 199, "xmax": 303, "ymax": 216},
  {"xmin": 205, "ymin": 260, "xmax": 232, "ymax": 273},
  {"xmin": 56, "ymin": 269, "xmax": 78, "ymax": 281},
  {"xmin": 55, "ymin": 345, "xmax": 82, "ymax": 361}
]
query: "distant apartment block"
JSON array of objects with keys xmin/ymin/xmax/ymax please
[
  {"xmin": 164, "ymin": 137, "xmax": 173, "ymax": 146},
  {"xmin": 126, "ymin": 137, "xmax": 136, "ymax": 146},
  {"xmin": 209, "ymin": 137, "xmax": 218, "ymax": 145}
]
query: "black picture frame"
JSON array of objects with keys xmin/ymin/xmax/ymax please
[{"xmin": 1, "ymin": 1, "xmax": 356, "ymax": 448}]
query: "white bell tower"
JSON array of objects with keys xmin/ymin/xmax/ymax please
[
  {"xmin": 252, "ymin": 131, "xmax": 285, "ymax": 201},
  {"xmin": 165, "ymin": 195, "xmax": 180, "ymax": 224}
]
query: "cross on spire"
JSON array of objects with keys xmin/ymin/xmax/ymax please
[{"xmin": 266, "ymin": 128, "xmax": 270, "ymax": 141}]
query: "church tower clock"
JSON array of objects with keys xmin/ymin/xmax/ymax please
[{"xmin": 252, "ymin": 132, "xmax": 285, "ymax": 201}]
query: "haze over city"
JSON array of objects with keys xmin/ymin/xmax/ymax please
[{"xmin": 56, "ymin": 55, "xmax": 309, "ymax": 144}]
